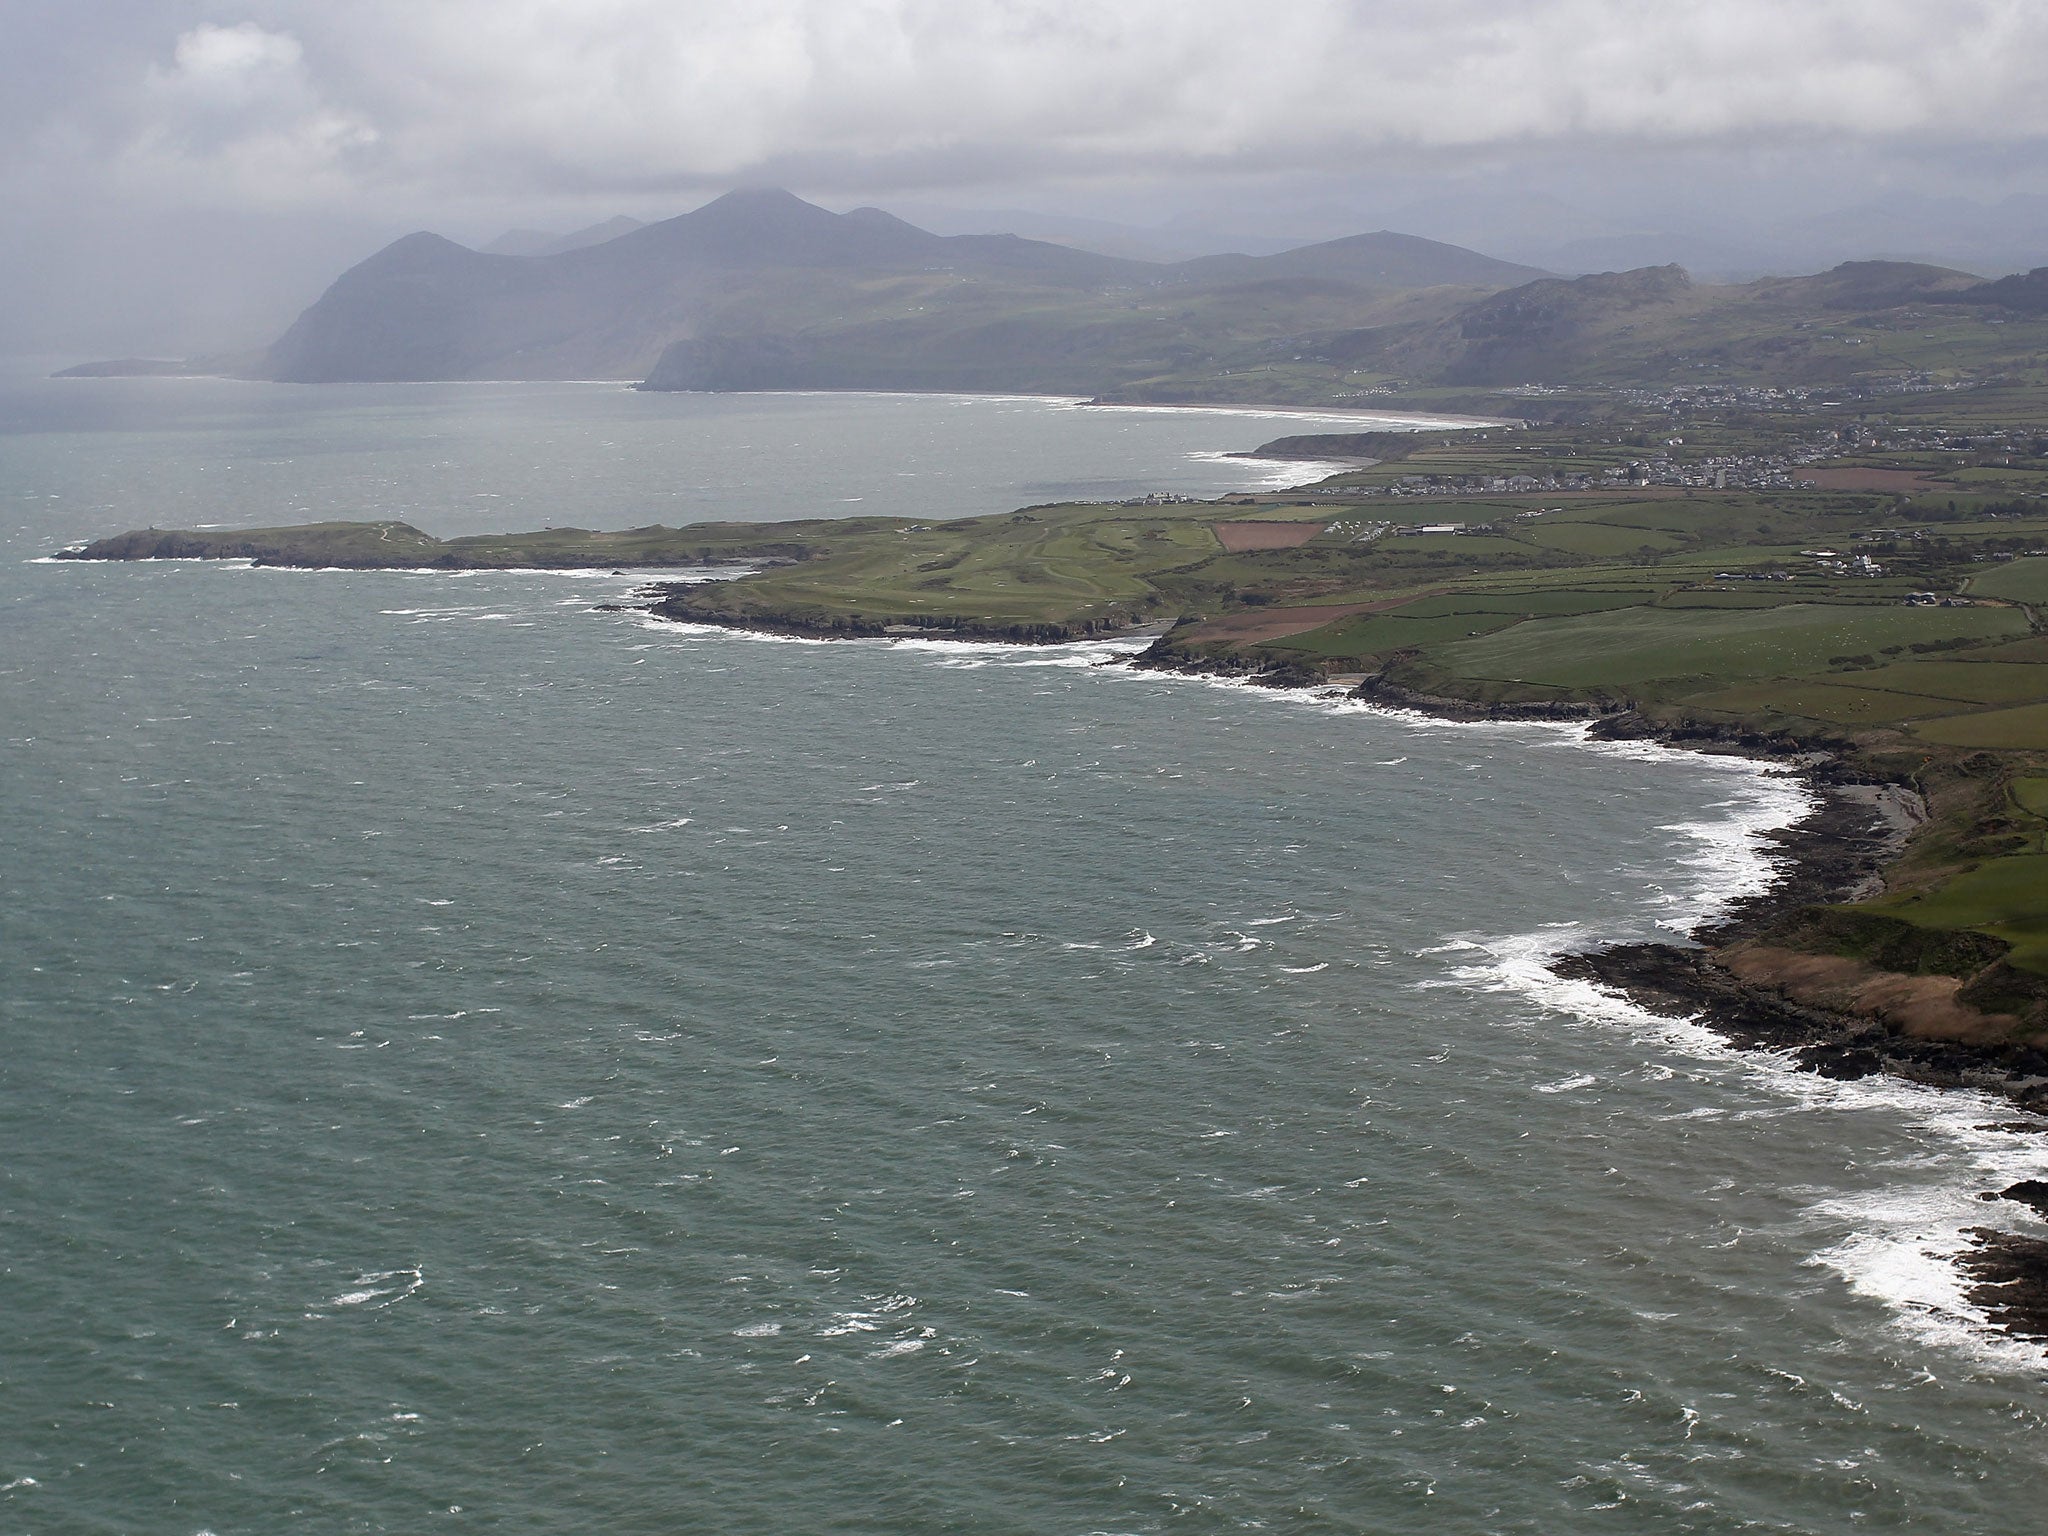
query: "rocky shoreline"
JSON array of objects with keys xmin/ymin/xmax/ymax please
[
  {"xmin": 1123, "ymin": 640, "xmax": 2048, "ymax": 1348},
  {"xmin": 624, "ymin": 607, "xmax": 2048, "ymax": 1345},
  {"xmin": 1553, "ymin": 798, "xmax": 2048, "ymax": 1344},
  {"xmin": 1137, "ymin": 645, "xmax": 2042, "ymax": 1089},
  {"xmin": 631, "ymin": 585, "xmax": 1172, "ymax": 645}
]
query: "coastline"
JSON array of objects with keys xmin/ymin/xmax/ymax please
[
  {"xmin": 628, "ymin": 591, "xmax": 1173, "ymax": 645},
  {"xmin": 1113, "ymin": 633, "xmax": 2048, "ymax": 1347},
  {"xmin": 37, "ymin": 518, "xmax": 2048, "ymax": 1352},
  {"xmin": 47, "ymin": 504, "xmax": 2048, "ymax": 1350},
  {"xmin": 645, "ymin": 604, "xmax": 2048, "ymax": 1115}
]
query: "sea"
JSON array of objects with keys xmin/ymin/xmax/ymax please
[{"xmin": 2, "ymin": 372, "xmax": 2045, "ymax": 1534}]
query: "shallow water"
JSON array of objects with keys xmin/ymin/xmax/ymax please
[{"xmin": 3, "ymin": 376, "xmax": 2045, "ymax": 1533}]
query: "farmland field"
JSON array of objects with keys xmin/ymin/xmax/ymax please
[
  {"xmin": 1913, "ymin": 701, "xmax": 2048, "ymax": 750},
  {"xmin": 1427, "ymin": 603, "xmax": 2028, "ymax": 692},
  {"xmin": 1865, "ymin": 855, "xmax": 2048, "ymax": 971},
  {"xmin": 1841, "ymin": 660, "xmax": 2048, "ymax": 705},
  {"xmin": 1968, "ymin": 556, "xmax": 2048, "ymax": 604},
  {"xmin": 1683, "ymin": 679, "xmax": 1965, "ymax": 727}
]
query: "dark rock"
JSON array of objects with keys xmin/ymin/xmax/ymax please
[
  {"xmin": 1795, "ymin": 1042, "xmax": 1886, "ymax": 1079},
  {"xmin": 1960, "ymin": 1229, "xmax": 2048, "ymax": 1343},
  {"xmin": 1998, "ymin": 1180, "xmax": 2048, "ymax": 1217}
]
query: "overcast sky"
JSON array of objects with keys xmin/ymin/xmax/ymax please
[{"xmin": 8, "ymin": 0, "xmax": 2048, "ymax": 355}]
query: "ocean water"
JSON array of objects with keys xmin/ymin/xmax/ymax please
[{"xmin": 3, "ymin": 374, "xmax": 2046, "ymax": 1534}]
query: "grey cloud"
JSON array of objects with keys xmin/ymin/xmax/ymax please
[
  {"xmin": 6, "ymin": 1, "xmax": 2048, "ymax": 354},
  {"xmin": 16, "ymin": 1, "xmax": 2048, "ymax": 207}
]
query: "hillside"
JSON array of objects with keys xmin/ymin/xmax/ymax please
[
  {"xmin": 1287, "ymin": 258, "xmax": 2048, "ymax": 394},
  {"xmin": 1172, "ymin": 230, "xmax": 1544, "ymax": 289}
]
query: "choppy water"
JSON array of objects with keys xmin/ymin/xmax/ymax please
[{"xmin": 4, "ymin": 374, "xmax": 2046, "ymax": 1533}]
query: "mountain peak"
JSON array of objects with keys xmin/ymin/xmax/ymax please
[
  {"xmin": 571, "ymin": 187, "xmax": 939, "ymax": 268},
  {"xmin": 380, "ymin": 230, "xmax": 475, "ymax": 259},
  {"xmin": 690, "ymin": 187, "xmax": 827, "ymax": 223},
  {"xmin": 348, "ymin": 230, "xmax": 495, "ymax": 280},
  {"xmin": 707, "ymin": 186, "xmax": 810, "ymax": 206}
]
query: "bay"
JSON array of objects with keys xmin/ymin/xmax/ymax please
[{"xmin": 3, "ymin": 374, "xmax": 2045, "ymax": 1534}]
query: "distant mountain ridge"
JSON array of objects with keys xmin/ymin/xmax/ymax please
[
  {"xmin": 1306, "ymin": 258, "xmax": 2048, "ymax": 389},
  {"xmin": 61, "ymin": 190, "xmax": 2048, "ymax": 399},
  {"xmin": 257, "ymin": 189, "xmax": 1547, "ymax": 388}
]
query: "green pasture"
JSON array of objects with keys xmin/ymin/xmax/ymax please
[
  {"xmin": 1683, "ymin": 679, "xmax": 1961, "ymax": 728},
  {"xmin": 672, "ymin": 503, "xmax": 1224, "ymax": 626},
  {"xmin": 1519, "ymin": 522, "xmax": 1687, "ymax": 557},
  {"xmin": 1268, "ymin": 609, "xmax": 1524, "ymax": 660},
  {"xmin": 1913, "ymin": 702, "xmax": 2048, "ymax": 751},
  {"xmin": 1267, "ymin": 586, "xmax": 1662, "ymax": 660},
  {"xmin": 1428, "ymin": 602, "xmax": 2027, "ymax": 693},
  {"xmin": 1971, "ymin": 636, "xmax": 2048, "ymax": 664},
  {"xmin": 1968, "ymin": 557, "xmax": 2048, "ymax": 603},
  {"xmin": 1844, "ymin": 660, "xmax": 2048, "ymax": 706},
  {"xmin": 1379, "ymin": 588, "xmax": 1655, "ymax": 619},
  {"xmin": 1571, "ymin": 500, "xmax": 1765, "ymax": 531},
  {"xmin": 1382, "ymin": 533, "xmax": 1533, "ymax": 557},
  {"xmin": 1865, "ymin": 855, "xmax": 2048, "ymax": 973},
  {"xmin": 2013, "ymin": 777, "xmax": 2048, "ymax": 818}
]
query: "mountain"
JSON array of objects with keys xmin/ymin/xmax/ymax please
[
  {"xmin": 1953, "ymin": 266, "xmax": 2048, "ymax": 314},
  {"xmin": 1743, "ymin": 260, "xmax": 1982, "ymax": 310},
  {"xmin": 236, "ymin": 189, "xmax": 2048, "ymax": 399},
  {"xmin": 1301, "ymin": 259, "xmax": 2040, "ymax": 390},
  {"xmin": 1172, "ymin": 231, "xmax": 1543, "ymax": 291},
  {"xmin": 1314, "ymin": 264, "xmax": 1702, "ymax": 386},
  {"xmin": 256, "ymin": 189, "xmax": 1546, "ymax": 388}
]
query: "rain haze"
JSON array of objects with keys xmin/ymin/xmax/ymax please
[{"xmin": 8, "ymin": 0, "xmax": 2048, "ymax": 357}]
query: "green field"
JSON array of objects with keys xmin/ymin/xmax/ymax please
[
  {"xmin": 1683, "ymin": 679, "xmax": 1961, "ymax": 727},
  {"xmin": 1378, "ymin": 588, "xmax": 1655, "ymax": 618},
  {"xmin": 1973, "ymin": 636, "xmax": 2048, "ymax": 664},
  {"xmin": 679, "ymin": 504, "xmax": 1223, "ymax": 630},
  {"xmin": 1381, "ymin": 533, "xmax": 1532, "ymax": 557},
  {"xmin": 2014, "ymin": 776, "xmax": 2048, "ymax": 818},
  {"xmin": 1969, "ymin": 557, "xmax": 2048, "ymax": 604},
  {"xmin": 1913, "ymin": 701, "xmax": 2048, "ymax": 750},
  {"xmin": 1521, "ymin": 522, "xmax": 1687, "ymax": 557},
  {"xmin": 1865, "ymin": 855, "xmax": 2048, "ymax": 972},
  {"xmin": 1423, "ymin": 603, "xmax": 2026, "ymax": 693},
  {"xmin": 1268, "ymin": 609, "xmax": 1524, "ymax": 659},
  {"xmin": 1843, "ymin": 660, "xmax": 2048, "ymax": 705}
]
